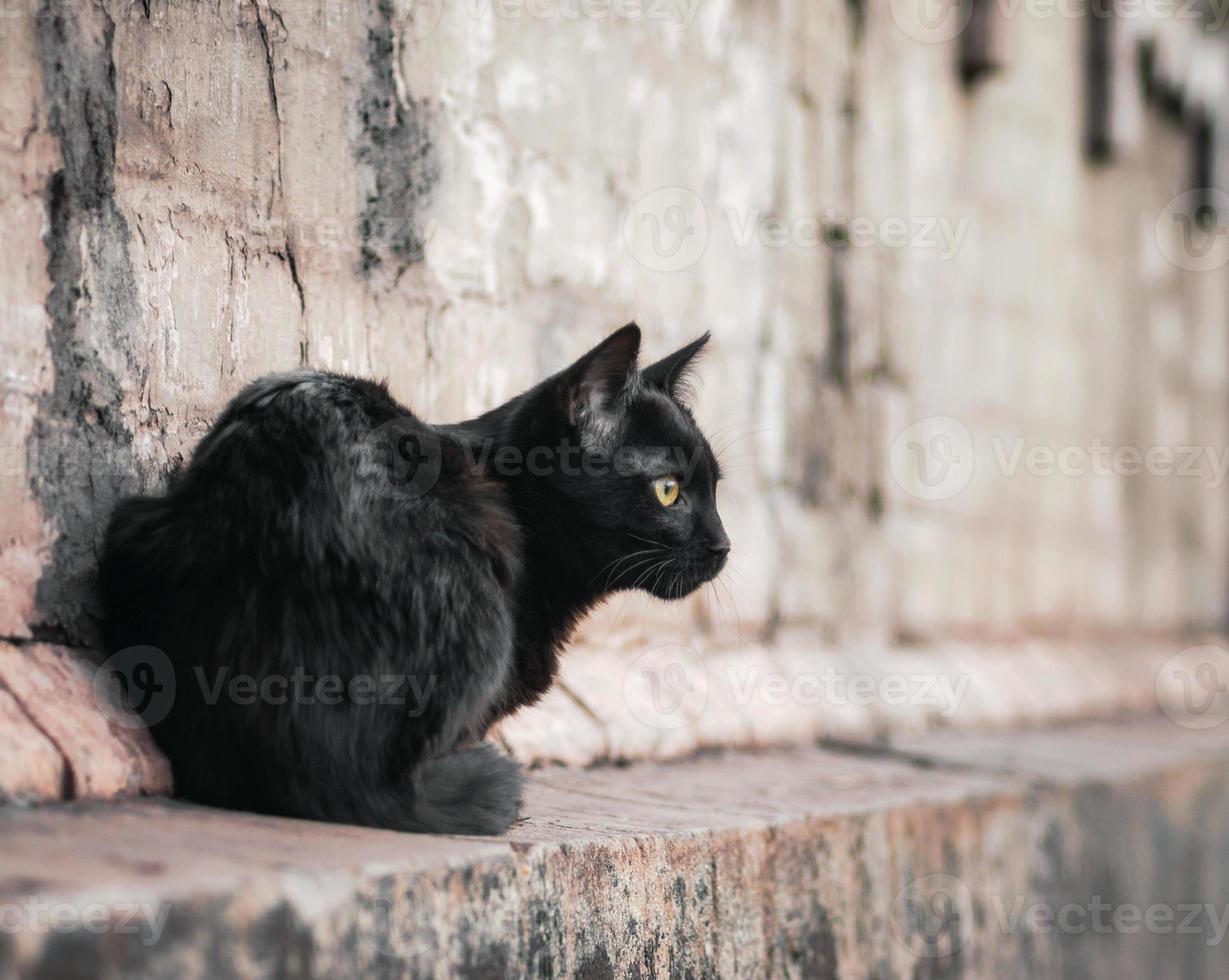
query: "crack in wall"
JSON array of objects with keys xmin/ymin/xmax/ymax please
[
  {"xmin": 0, "ymin": 672, "xmax": 75, "ymax": 799},
  {"xmin": 251, "ymin": 1, "xmax": 306, "ymax": 320}
]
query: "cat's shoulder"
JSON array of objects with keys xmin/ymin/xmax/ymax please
[{"xmin": 224, "ymin": 370, "xmax": 397, "ymax": 418}]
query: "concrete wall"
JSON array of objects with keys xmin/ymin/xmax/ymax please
[{"xmin": 2, "ymin": 0, "xmax": 1227, "ymax": 653}]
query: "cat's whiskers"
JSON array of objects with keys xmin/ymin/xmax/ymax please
[
  {"xmin": 609, "ymin": 556, "xmax": 672, "ymax": 628},
  {"xmin": 713, "ymin": 570, "xmax": 744, "ymax": 646},
  {"xmin": 588, "ymin": 547, "xmax": 662, "ymax": 593},
  {"xmin": 649, "ymin": 558, "xmax": 675, "ymax": 596},
  {"xmin": 712, "ymin": 425, "xmax": 776, "ymax": 457},
  {"xmin": 602, "ymin": 554, "xmax": 665, "ymax": 594},
  {"xmin": 705, "ymin": 580, "xmax": 724, "ymax": 629}
]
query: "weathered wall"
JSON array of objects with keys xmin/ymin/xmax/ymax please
[{"xmin": 2, "ymin": 0, "xmax": 1227, "ymax": 655}]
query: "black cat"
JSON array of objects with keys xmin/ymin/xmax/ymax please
[{"xmin": 98, "ymin": 324, "xmax": 729, "ymax": 834}]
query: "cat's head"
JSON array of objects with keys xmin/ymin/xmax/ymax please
[{"xmin": 537, "ymin": 323, "xmax": 729, "ymax": 600}]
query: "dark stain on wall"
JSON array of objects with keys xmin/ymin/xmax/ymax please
[
  {"xmin": 30, "ymin": 0, "xmax": 146, "ymax": 646},
  {"xmin": 825, "ymin": 239, "xmax": 851, "ymax": 393},
  {"xmin": 356, "ymin": 0, "xmax": 439, "ymax": 278}
]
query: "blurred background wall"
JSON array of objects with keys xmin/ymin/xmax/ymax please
[{"xmin": 2, "ymin": 0, "xmax": 1228, "ymax": 657}]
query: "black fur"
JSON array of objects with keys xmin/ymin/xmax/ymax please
[{"xmin": 98, "ymin": 324, "xmax": 728, "ymax": 835}]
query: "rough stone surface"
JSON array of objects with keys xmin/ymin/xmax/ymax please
[
  {"xmin": 0, "ymin": 720, "xmax": 1227, "ymax": 978},
  {"xmin": 0, "ymin": 685, "xmax": 65, "ymax": 803},
  {"xmin": 0, "ymin": 642, "xmax": 170, "ymax": 801}
]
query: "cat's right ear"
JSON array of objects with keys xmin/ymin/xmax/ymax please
[{"xmin": 561, "ymin": 323, "xmax": 641, "ymax": 430}]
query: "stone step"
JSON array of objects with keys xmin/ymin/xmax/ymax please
[
  {"xmin": 3, "ymin": 633, "xmax": 1210, "ymax": 804},
  {"xmin": 1, "ymin": 719, "xmax": 1228, "ymax": 979}
]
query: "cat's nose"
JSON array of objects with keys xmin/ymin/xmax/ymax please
[{"xmin": 708, "ymin": 532, "xmax": 731, "ymax": 557}]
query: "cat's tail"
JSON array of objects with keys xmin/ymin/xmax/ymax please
[{"xmin": 404, "ymin": 743, "xmax": 524, "ymax": 836}]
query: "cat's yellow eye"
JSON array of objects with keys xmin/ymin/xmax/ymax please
[{"xmin": 653, "ymin": 476, "xmax": 681, "ymax": 507}]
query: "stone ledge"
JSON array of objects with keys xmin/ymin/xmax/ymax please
[
  {"xmin": 1, "ymin": 719, "xmax": 1227, "ymax": 978},
  {"xmin": 496, "ymin": 633, "xmax": 1212, "ymax": 766},
  {"xmin": 0, "ymin": 632, "xmax": 1219, "ymax": 805},
  {"xmin": 0, "ymin": 641, "xmax": 171, "ymax": 804}
]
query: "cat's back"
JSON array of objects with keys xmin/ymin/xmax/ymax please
[
  {"xmin": 101, "ymin": 370, "xmax": 521, "ymax": 634},
  {"xmin": 188, "ymin": 370, "xmax": 517, "ymax": 560}
]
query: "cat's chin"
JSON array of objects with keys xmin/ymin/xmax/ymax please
[{"xmin": 646, "ymin": 575, "xmax": 712, "ymax": 601}]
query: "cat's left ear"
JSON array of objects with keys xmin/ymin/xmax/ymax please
[
  {"xmin": 562, "ymin": 323, "xmax": 641, "ymax": 430},
  {"xmin": 641, "ymin": 332, "xmax": 710, "ymax": 403}
]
